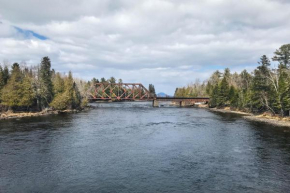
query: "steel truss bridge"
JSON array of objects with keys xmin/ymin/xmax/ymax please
[{"xmin": 88, "ymin": 83, "xmax": 209, "ymax": 107}]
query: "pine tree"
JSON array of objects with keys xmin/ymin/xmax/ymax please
[
  {"xmin": 251, "ymin": 55, "xmax": 271, "ymax": 113},
  {"xmin": 53, "ymin": 72, "xmax": 65, "ymax": 96},
  {"xmin": 272, "ymin": 44, "xmax": 290, "ymax": 68},
  {"xmin": 229, "ymin": 85, "xmax": 238, "ymax": 108},
  {"xmin": 149, "ymin": 84, "xmax": 156, "ymax": 97},
  {"xmin": 209, "ymin": 83, "xmax": 219, "ymax": 107},
  {"xmin": 0, "ymin": 66, "xmax": 4, "ymax": 91},
  {"xmin": 1, "ymin": 63, "xmax": 23, "ymax": 109},
  {"xmin": 108, "ymin": 77, "xmax": 116, "ymax": 83},
  {"xmin": 39, "ymin": 56, "xmax": 53, "ymax": 108},
  {"xmin": 272, "ymin": 44, "xmax": 290, "ymax": 116},
  {"xmin": 19, "ymin": 74, "xmax": 36, "ymax": 108},
  {"xmin": 277, "ymin": 65, "xmax": 290, "ymax": 116},
  {"xmin": 3, "ymin": 66, "xmax": 9, "ymax": 85},
  {"xmin": 91, "ymin": 78, "xmax": 99, "ymax": 84},
  {"xmin": 217, "ymin": 69, "xmax": 230, "ymax": 107},
  {"xmin": 50, "ymin": 72, "xmax": 81, "ymax": 110}
]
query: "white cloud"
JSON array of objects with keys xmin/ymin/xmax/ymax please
[{"xmin": 1, "ymin": 0, "xmax": 290, "ymax": 94}]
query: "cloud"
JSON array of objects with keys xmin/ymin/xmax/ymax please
[{"xmin": 1, "ymin": 0, "xmax": 290, "ymax": 94}]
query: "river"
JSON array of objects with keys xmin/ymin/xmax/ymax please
[{"xmin": 1, "ymin": 102, "xmax": 290, "ymax": 192}]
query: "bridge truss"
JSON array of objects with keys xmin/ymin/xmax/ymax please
[
  {"xmin": 88, "ymin": 83, "xmax": 210, "ymax": 106},
  {"xmin": 89, "ymin": 83, "xmax": 152, "ymax": 101}
]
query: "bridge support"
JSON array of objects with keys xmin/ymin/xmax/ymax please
[
  {"xmin": 179, "ymin": 101, "xmax": 186, "ymax": 107},
  {"xmin": 153, "ymin": 100, "xmax": 159, "ymax": 107}
]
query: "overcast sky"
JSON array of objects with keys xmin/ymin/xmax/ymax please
[{"xmin": 1, "ymin": 0, "xmax": 290, "ymax": 95}]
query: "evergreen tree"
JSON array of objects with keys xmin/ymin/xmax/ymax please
[
  {"xmin": 277, "ymin": 65, "xmax": 290, "ymax": 116},
  {"xmin": 149, "ymin": 84, "xmax": 156, "ymax": 97},
  {"xmin": 0, "ymin": 66, "xmax": 4, "ymax": 92},
  {"xmin": 39, "ymin": 57, "xmax": 53, "ymax": 108},
  {"xmin": 92, "ymin": 78, "xmax": 99, "ymax": 85},
  {"xmin": 1, "ymin": 63, "xmax": 34, "ymax": 109},
  {"xmin": 108, "ymin": 77, "xmax": 116, "ymax": 83},
  {"xmin": 229, "ymin": 85, "xmax": 238, "ymax": 108},
  {"xmin": 1, "ymin": 63, "xmax": 23, "ymax": 108},
  {"xmin": 19, "ymin": 74, "xmax": 36, "ymax": 108},
  {"xmin": 53, "ymin": 72, "xmax": 65, "ymax": 96},
  {"xmin": 50, "ymin": 72, "xmax": 81, "ymax": 110},
  {"xmin": 209, "ymin": 83, "xmax": 219, "ymax": 107},
  {"xmin": 217, "ymin": 69, "xmax": 230, "ymax": 107},
  {"xmin": 251, "ymin": 55, "xmax": 271, "ymax": 113},
  {"xmin": 272, "ymin": 44, "xmax": 290, "ymax": 115},
  {"xmin": 3, "ymin": 66, "xmax": 9, "ymax": 85},
  {"xmin": 272, "ymin": 44, "xmax": 290, "ymax": 68}
]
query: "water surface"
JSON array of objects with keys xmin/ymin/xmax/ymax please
[{"xmin": 1, "ymin": 102, "xmax": 290, "ymax": 192}]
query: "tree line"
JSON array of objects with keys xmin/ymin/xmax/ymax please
[
  {"xmin": 0, "ymin": 57, "xmax": 156, "ymax": 112},
  {"xmin": 175, "ymin": 44, "xmax": 290, "ymax": 117},
  {"xmin": 0, "ymin": 57, "xmax": 84, "ymax": 111}
]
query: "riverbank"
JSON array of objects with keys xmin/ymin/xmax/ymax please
[
  {"xmin": 204, "ymin": 106, "xmax": 290, "ymax": 127},
  {"xmin": 207, "ymin": 107, "xmax": 251, "ymax": 116},
  {"xmin": 0, "ymin": 106, "xmax": 94, "ymax": 120},
  {"xmin": 244, "ymin": 114, "xmax": 290, "ymax": 127}
]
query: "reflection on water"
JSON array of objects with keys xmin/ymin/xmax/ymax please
[{"xmin": 1, "ymin": 102, "xmax": 290, "ymax": 193}]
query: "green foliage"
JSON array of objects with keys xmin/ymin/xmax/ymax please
[
  {"xmin": 92, "ymin": 78, "xmax": 99, "ymax": 84},
  {"xmin": 273, "ymin": 44, "xmax": 290, "ymax": 68},
  {"xmin": 0, "ymin": 57, "xmax": 86, "ymax": 112},
  {"xmin": 1, "ymin": 63, "xmax": 23, "ymax": 108},
  {"xmin": 0, "ymin": 66, "xmax": 5, "ymax": 96},
  {"xmin": 53, "ymin": 72, "xmax": 65, "ymax": 96},
  {"xmin": 196, "ymin": 44, "xmax": 290, "ymax": 116},
  {"xmin": 217, "ymin": 72, "xmax": 230, "ymax": 107},
  {"xmin": 3, "ymin": 66, "xmax": 9, "ymax": 85},
  {"xmin": 39, "ymin": 56, "xmax": 53, "ymax": 108},
  {"xmin": 108, "ymin": 77, "xmax": 116, "ymax": 83},
  {"xmin": 50, "ymin": 71, "xmax": 81, "ymax": 110},
  {"xmin": 251, "ymin": 55, "xmax": 271, "ymax": 112},
  {"xmin": 209, "ymin": 83, "xmax": 219, "ymax": 107},
  {"xmin": 229, "ymin": 86, "xmax": 238, "ymax": 107},
  {"xmin": 1, "ymin": 63, "xmax": 35, "ymax": 109},
  {"xmin": 149, "ymin": 84, "xmax": 156, "ymax": 96},
  {"xmin": 49, "ymin": 92, "xmax": 70, "ymax": 110},
  {"xmin": 19, "ymin": 75, "xmax": 36, "ymax": 107}
]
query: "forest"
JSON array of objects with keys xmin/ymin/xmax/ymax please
[
  {"xmin": 0, "ymin": 57, "xmax": 128, "ymax": 112},
  {"xmin": 175, "ymin": 44, "xmax": 290, "ymax": 117}
]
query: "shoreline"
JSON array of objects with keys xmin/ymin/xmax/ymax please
[
  {"xmin": 244, "ymin": 115, "xmax": 290, "ymax": 127},
  {"xmin": 2, "ymin": 103, "xmax": 290, "ymax": 127},
  {"xmin": 207, "ymin": 107, "xmax": 251, "ymax": 116},
  {"xmin": 0, "ymin": 106, "xmax": 94, "ymax": 120},
  {"xmin": 204, "ymin": 106, "xmax": 290, "ymax": 127}
]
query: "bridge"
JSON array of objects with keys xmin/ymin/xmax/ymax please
[{"xmin": 88, "ymin": 83, "xmax": 209, "ymax": 107}]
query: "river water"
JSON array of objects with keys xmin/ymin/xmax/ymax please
[{"xmin": 1, "ymin": 102, "xmax": 290, "ymax": 193}]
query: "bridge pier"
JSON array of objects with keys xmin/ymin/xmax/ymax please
[
  {"xmin": 179, "ymin": 101, "xmax": 186, "ymax": 107},
  {"xmin": 153, "ymin": 100, "xmax": 159, "ymax": 107}
]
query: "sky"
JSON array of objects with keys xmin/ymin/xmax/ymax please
[{"xmin": 1, "ymin": 0, "xmax": 290, "ymax": 95}]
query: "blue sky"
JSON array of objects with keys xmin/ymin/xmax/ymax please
[
  {"xmin": 14, "ymin": 27, "xmax": 48, "ymax": 40},
  {"xmin": 1, "ymin": 0, "xmax": 290, "ymax": 95}
]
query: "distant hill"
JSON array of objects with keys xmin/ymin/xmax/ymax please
[{"xmin": 157, "ymin": 92, "xmax": 171, "ymax": 97}]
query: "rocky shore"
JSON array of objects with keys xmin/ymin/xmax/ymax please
[
  {"xmin": 244, "ymin": 114, "xmax": 290, "ymax": 127},
  {"xmin": 207, "ymin": 107, "xmax": 251, "ymax": 116},
  {"xmin": 206, "ymin": 106, "xmax": 290, "ymax": 127},
  {"xmin": 0, "ymin": 106, "xmax": 94, "ymax": 120}
]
